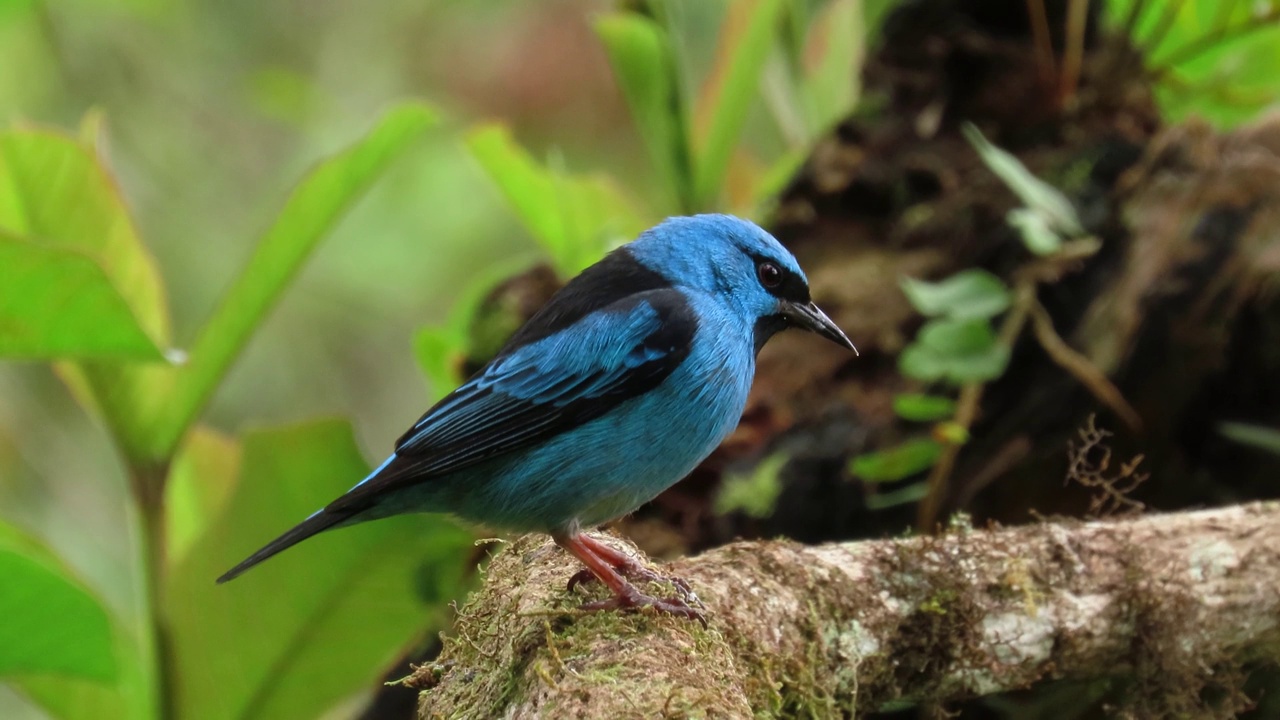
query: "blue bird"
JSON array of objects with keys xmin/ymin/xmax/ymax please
[{"xmin": 218, "ymin": 214, "xmax": 855, "ymax": 620}]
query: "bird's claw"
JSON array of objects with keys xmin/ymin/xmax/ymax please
[
  {"xmin": 579, "ymin": 591, "xmax": 708, "ymax": 627},
  {"xmin": 567, "ymin": 565, "xmax": 702, "ymax": 607}
]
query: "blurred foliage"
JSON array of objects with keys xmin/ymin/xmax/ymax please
[
  {"xmin": 1107, "ymin": 0, "xmax": 1280, "ymax": 126},
  {"xmin": 4, "ymin": 0, "xmax": 1280, "ymax": 718}
]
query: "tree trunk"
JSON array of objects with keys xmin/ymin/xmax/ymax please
[{"xmin": 413, "ymin": 502, "xmax": 1280, "ymax": 718}]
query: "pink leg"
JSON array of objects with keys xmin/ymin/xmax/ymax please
[
  {"xmin": 565, "ymin": 534, "xmax": 697, "ymax": 601},
  {"xmin": 554, "ymin": 533, "xmax": 705, "ymax": 624}
]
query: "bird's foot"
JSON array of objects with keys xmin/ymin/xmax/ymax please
[
  {"xmin": 567, "ymin": 562, "xmax": 700, "ymax": 607},
  {"xmin": 579, "ymin": 588, "xmax": 707, "ymax": 626}
]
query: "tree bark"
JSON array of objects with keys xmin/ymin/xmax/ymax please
[{"xmin": 413, "ymin": 502, "xmax": 1280, "ymax": 718}]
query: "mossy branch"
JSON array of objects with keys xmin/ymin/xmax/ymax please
[{"xmin": 415, "ymin": 503, "xmax": 1280, "ymax": 718}]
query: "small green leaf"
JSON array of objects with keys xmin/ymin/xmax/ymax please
[
  {"xmin": 962, "ymin": 123, "xmax": 1082, "ymax": 236},
  {"xmin": 715, "ymin": 453, "xmax": 787, "ymax": 518},
  {"xmin": 1219, "ymin": 422, "xmax": 1280, "ymax": 457},
  {"xmin": 1007, "ymin": 207, "xmax": 1063, "ymax": 256},
  {"xmin": 596, "ymin": 12, "xmax": 694, "ymax": 213},
  {"xmin": 0, "ymin": 233, "xmax": 163, "ymax": 359},
  {"xmin": 152, "ymin": 103, "xmax": 437, "ymax": 461},
  {"xmin": 0, "ymin": 550, "xmax": 116, "ymax": 682},
  {"xmin": 865, "ymin": 480, "xmax": 931, "ymax": 510},
  {"xmin": 900, "ymin": 270, "xmax": 1012, "ymax": 319},
  {"xmin": 898, "ymin": 343, "xmax": 947, "ymax": 382},
  {"xmin": 934, "ymin": 421, "xmax": 970, "ymax": 445},
  {"xmin": 893, "ymin": 393, "xmax": 957, "ymax": 422},
  {"xmin": 850, "ymin": 438, "xmax": 943, "ymax": 483},
  {"xmin": 918, "ymin": 318, "xmax": 999, "ymax": 355},
  {"xmin": 692, "ymin": 0, "xmax": 787, "ymax": 208},
  {"xmin": 900, "ymin": 319, "xmax": 1011, "ymax": 384}
]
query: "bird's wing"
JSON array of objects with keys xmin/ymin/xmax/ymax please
[{"xmin": 324, "ymin": 289, "xmax": 696, "ymax": 513}]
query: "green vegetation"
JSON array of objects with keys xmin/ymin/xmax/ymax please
[{"xmin": 4, "ymin": 0, "xmax": 1280, "ymax": 717}]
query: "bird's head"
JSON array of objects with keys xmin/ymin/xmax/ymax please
[{"xmin": 628, "ymin": 214, "xmax": 856, "ymax": 354}]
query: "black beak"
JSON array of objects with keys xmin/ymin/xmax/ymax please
[{"xmin": 782, "ymin": 301, "xmax": 857, "ymax": 354}]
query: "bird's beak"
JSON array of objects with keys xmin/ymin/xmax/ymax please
[{"xmin": 782, "ymin": 301, "xmax": 858, "ymax": 354}]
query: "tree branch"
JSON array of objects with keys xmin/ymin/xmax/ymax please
[{"xmin": 415, "ymin": 503, "xmax": 1280, "ymax": 718}]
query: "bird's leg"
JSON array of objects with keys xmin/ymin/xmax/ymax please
[
  {"xmin": 554, "ymin": 533, "xmax": 705, "ymax": 624},
  {"xmin": 564, "ymin": 533, "xmax": 698, "ymax": 604}
]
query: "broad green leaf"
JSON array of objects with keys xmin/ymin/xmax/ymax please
[
  {"xmin": 714, "ymin": 452, "xmax": 787, "ymax": 518},
  {"xmin": 466, "ymin": 123, "xmax": 645, "ymax": 274},
  {"xmin": 892, "ymin": 393, "xmax": 957, "ymax": 422},
  {"xmin": 167, "ymin": 420, "xmax": 472, "ymax": 720},
  {"xmin": 0, "ymin": 552, "xmax": 115, "ymax": 681},
  {"xmin": 0, "ymin": 233, "xmax": 162, "ymax": 359},
  {"xmin": 0, "ymin": 126, "xmax": 171, "ymax": 348},
  {"xmin": 962, "ymin": 123, "xmax": 1083, "ymax": 236},
  {"xmin": 596, "ymin": 12, "xmax": 694, "ymax": 213},
  {"xmin": 1219, "ymin": 421, "xmax": 1280, "ymax": 457},
  {"xmin": 900, "ymin": 318, "xmax": 1010, "ymax": 384},
  {"xmin": 900, "ymin": 270, "xmax": 1012, "ymax": 320},
  {"xmin": 0, "ymin": 125, "xmax": 174, "ymax": 460},
  {"xmin": 850, "ymin": 438, "xmax": 943, "ymax": 483},
  {"xmin": 153, "ymin": 103, "xmax": 437, "ymax": 461},
  {"xmin": 692, "ymin": 0, "xmax": 787, "ymax": 208},
  {"xmin": 166, "ymin": 426, "xmax": 241, "ymax": 565},
  {"xmin": 0, "ymin": 524, "xmax": 140, "ymax": 720},
  {"xmin": 799, "ymin": 0, "xmax": 863, "ymax": 135}
]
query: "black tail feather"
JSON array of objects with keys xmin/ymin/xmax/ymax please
[{"xmin": 216, "ymin": 509, "xmax": 353, "ymax": 584}]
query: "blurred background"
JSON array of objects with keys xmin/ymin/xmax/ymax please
[{"xmin": 4, "ymin": 0, "xmax": 1280, "ymax": 718}]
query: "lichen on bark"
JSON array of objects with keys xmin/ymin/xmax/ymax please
[{"xmin": 414, "ymin": 503, "xmax": 1280, "ymax": 718}]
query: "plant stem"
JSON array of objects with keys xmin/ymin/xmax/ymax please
[
  {"xmin": 916, "ymin": 282, "xmax": 1034, "ymax": 531},
  {"xmin": 131, "ymin": 463, "xmax": 174, "ymax": 720}
]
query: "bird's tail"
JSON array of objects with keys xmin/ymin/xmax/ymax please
[{"xmin": 216, "ymin": 509, "xmax": 354, "ymax": 583}]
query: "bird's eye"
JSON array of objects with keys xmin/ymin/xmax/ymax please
[{"xmin": 757, "ymin": 261, "xmax": 783, "ymax": 288}]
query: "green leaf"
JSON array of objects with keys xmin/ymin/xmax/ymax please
[
  {"xmin": 714, "ymin": 453, "xmax": 787, "ymax": 518},
  {"xmin": 850, "ymin": 438, "xmax": 943, "ymax": 483},
  {"xmin": 1107, "ymin": 0, "xmax": 1280, "ymax": 127},
  {"xmin": 596, "ymin": 12, "xmax": 694, "ymax": 213},
  {"xmin": 799, "ymin": 0, "xmax": 864, "ymax": 135},
  {"xmin": 1219, "ymin": 421, "xmax": 1280, "ymax": 457},
  {"xmin": 962, "ymin": 123, "xmax": 1083, "ymax": 236},
  {"xmin": 900, "ymin": 318, "xmax": 1011, "ymax": 384},
  {"xmin": 865, "ymin": 480, "xmax": 931, "ymax": 510},
  {"xmin": 466, "ymin": 123, "xmax": 646, "ymax": 275},
  {"xmin": 413, "ymin": 327, "xmax": 463, "ymax": 403},
  {"xmin": 152, "ymin": 103, "xmax": 437, "ymax": 461},
  {"xmin": 918, "ymin": 317, "xmax": 999, "ymax": 355},
  {"xmin": 0, "ymin": 528, "xmax": 142, "ymax": 720},
  {"xmin": 692, "ymin": 0, "xmax": 787, "ymax": 208},
  {"xmin": 1007, "ymin": 207, "xmax": 1064, "ymax": 256},
  {"xmin": 0, "ymin": 126, "xmax": 171, "ymax": 349},
  {"xmin": 900, "ymin": 270, "xmax": 1012, "ymax": 319},
  {"xmin": 893, "ymin": 393, "xmax": 957, "ymax": 422},
  {"xmin": 0, "ymin": 125, "xmax": 174, "ymax": 461},
  {"xmin": 0, "ymin": 232, "xmax": 162, "ymax": 360},
  {"xmin": 166, "ymin": 426, "xmax": 241, "ymax": 565},
  {"xmin": 0, "ymin": 547, "xmax": 115, "ymax": 682},
  {"xmin": 167, "ymin": 420, "xmax": 473, "ymax": 720}
]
